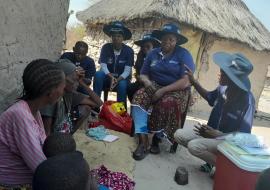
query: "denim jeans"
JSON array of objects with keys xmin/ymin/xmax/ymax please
[{"xmin": 93, "ymin": 71, "xmax": 128, "ymax": 103}]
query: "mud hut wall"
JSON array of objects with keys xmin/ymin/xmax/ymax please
[
  {"xmin": 192, "ymin": 39, "xmax": 270, "ymax": 116},
  {"xmin": 0, "ymin": 0, "xmax": 69, "ymax": 112}
]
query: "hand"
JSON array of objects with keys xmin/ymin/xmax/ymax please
[
  {"xmin": 76, "ymin": 66, "xmax": 85, "ymax": 78},
  {"xmin": 184, "ymin": 65, "xmax": 196, "ymax": 85},
  {"xmin": 110, "ymin": 77, "xmax": 118, "ymax": 91},
  {"xmin": 145, "ymin": 84, "xmax": 157, "ymax": 95},
  {"xmin": 194, "ymin": 123, "xmax": 223, "ymax": 138},
  {"xmin": 139, "ymin": 75, "xmax": 152, "ymax": 87},
  {"xmin": 83, "ymin": 78, "xmax": 92, "ymax": 85},
  {"xmin": 76, "ymin": 67, "xmax": 85, "ymax": 84},
  {"xmin": 152, "ymin": 88, "xmax": 166, "ymax": 103}
]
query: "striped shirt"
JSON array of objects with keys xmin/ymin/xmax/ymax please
[{"xmin": 0, "ymin": 100, "xmax": 46, "ymax": 186}]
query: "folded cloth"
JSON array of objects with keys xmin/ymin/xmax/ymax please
[
  {"xmin": 91, "ymin": 165, "xmax": 135, "ymax": 190},
  {"xmin": 86, "ymin": 126, "xmax": 109, "ymax": 141},
  {"xmin": 225, "ymin": 132, "xmax": 265, "ymax": 148}
]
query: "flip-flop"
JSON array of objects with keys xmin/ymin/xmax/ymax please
[{"xmin": 200, "ymin": 163, "xmax": 213, "ymax": 173}]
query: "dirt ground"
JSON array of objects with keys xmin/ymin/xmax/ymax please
[{"xmin": 75, "ymin": 77, "xmax": 270, "ymax": 190}]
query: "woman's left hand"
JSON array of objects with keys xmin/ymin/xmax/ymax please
[{"xmin": 152, "ymin": 88, "xmax": 166, "ymax": 103}]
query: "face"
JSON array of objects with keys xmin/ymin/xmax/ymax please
[
  {"xmin": 142, "ymin": 41, "xmax": 154, "ymax": 54},
  {"xmin": 47, "ymin": 72, "xmax": 66, "ymax": 104},
  {"xmin": 218, "ymin": 69, "xmax": 230, "ymax": 86},
  {"xmin": 65, "ymin": 71, "xmax": 79, "ymax": 92},
  {"xmin": 111, "ymin": 33, "xmax": 124, "ymax": 46},
  {"xmin": 161, "ymin": 34, "xmax": 177, "ymax": 54},
  {"xmin": 73, "ymin": 46, "xmax": 88, "ymax": 62}
]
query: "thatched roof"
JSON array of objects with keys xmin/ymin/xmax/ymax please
[{"xmin": 77, "ymin": 0, "xmax": 270, "ymax": 51}]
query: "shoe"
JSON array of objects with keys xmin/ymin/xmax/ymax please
[
  {"xmin": 150, "ymin": 144, "xmax": 160, "ymax": 154},
  {"xmin": 200, "ymin": 163, "xmax": 213, "ymax": 173},
  {"xmin": 133, "ymin": 144, "xmax": 148, "ymax": 161},
  {"xmin": 150, "ymin": 135, "xmax": 161, "ymax": 154}
]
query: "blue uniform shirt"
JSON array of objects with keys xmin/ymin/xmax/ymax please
[
  {"xmin": 206, "ymin": 86, "xmax": 226, "ymax": 129},
  {"xmin": 99, "ymin": 43, "xmax": 134, "ymax": 78},
  {"xmin": 140, "ymin": 46, "xmax": 195, "ymax": 86},
  {"xmin": 206, "ymin": 86, "xmax": 255, "ymax": 133}
]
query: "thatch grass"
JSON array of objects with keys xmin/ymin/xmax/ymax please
[{"xmin": 77, "ymin": 0, "xmax": 270, "ymax": 51}]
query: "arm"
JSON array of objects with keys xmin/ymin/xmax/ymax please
[
  {"xmin": 42, "ymin": 117, "xmax": 53, "ymax": 136},
  {"xmin": 99, "ymin": 45, "xmax": 113, "ymax": 78},
  {"xmin": 14, "ymin": 114, "xmax": 46, "ymax": 172},
  {"xmin": 78, "ymin": 81, "xmax": 103, "ymax": 107},
  {"xmin": 80, "ymin": 97, "xmax": 99, "ymax": 108},
  {"xmin": 151, "ymin": 75, "xmax": 190, "ymax": 102},
  {"xmin": 161, "ymin": 75, "xmax": 190, "ymax": 93},
  {"xmin": 118, "ymin": 48, "xmax": 134, "ymax": 81},
  {"xmin": 139, "ymin": 53, "xmax": 152, "ymax": 87},
  {"xmin": 101, "ymin": 63, "xmax": 110, "ymax": 75},
  {"xmin": 139, "ymin": 74, "xmax": 152, "ymax": 87},
  {"xmin": 184, "ymin": 65, "xmax": 209, "ymax": 100},
  {"xmin": 238, "ymin": 93, "xmax": 255, "ymax": 133},
  {"xmin": 119, "ymin": 66, "xmax": 132, "ymax": 80},
  {"xmin": 87, "ymin": 58, "xmax": 96, "ymax": 79},
  {"xmin": 40, "ymin": 104, "xmax": 56, "ymax": 136}
]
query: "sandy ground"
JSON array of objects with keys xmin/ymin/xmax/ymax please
[
  {"xmin": 134, "ymin": 116, "xmax": 270, "ymax": 190},
  {"xmin": 75, "ymin": 79, "xmax": 270, "ymax": 190},
  {"xmin": 74, "ymin": 129, "xmax": 136, "ymax": 179},
  {"xmin": 134, "ymin": 77, "xmax": 270, "ymax": 190},
  {"xmin": 74, "ymin": 114, "xmax": 269, "ymax": 190}
]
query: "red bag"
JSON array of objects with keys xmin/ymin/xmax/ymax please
[{"xmin": 90, "ymin": 101, "xmax": 132, "ymax": 135}]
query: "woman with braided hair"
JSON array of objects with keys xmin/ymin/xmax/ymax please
[{"xmin": 0, "ymin": 59, "xmax": 66, "ymax": 189}]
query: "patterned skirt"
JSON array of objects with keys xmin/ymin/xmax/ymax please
[
  {"xmin": 0, "ymin": 184, "xmax": 31, "ymax": 190},
  {"xmin": 132, "ymin": 82, "xmax": 190, "ymax": 142}
]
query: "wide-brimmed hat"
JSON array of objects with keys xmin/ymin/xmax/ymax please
[
  {"xmin": 134, "ymin": 33, "xmax": 161, "ymax": 48},
  {"xmin": 213, "ymin": 52, "xmax": 253, "ymax": 92},
  {"xmin": 103, "ymin": 21, "xmax": 132, "ymax": 40},
  {"xmin": 152, "ymin": 23, "xmax": 188, "ymax": 45}
]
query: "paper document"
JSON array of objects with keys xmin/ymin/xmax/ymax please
[{"xmin": 103, "ymin": 135, "xmax": 119, "ymax": 142}]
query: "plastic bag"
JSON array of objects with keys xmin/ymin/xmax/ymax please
[
  {"xmin": 90, "ymin": 101, "xmax": 132, "ymax": 135},
  {"xmin": 225, "ymin": 132, "xmax": 265, "ymax": 148},
  {"xmin": 111, "ymin": 102, "xmax": 126, "ymax": 115}
]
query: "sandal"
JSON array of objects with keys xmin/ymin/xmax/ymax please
[
  {"xmin": 133, "ymin": 144, "xmax": 148, "ymax": 161},
  {"xmin": 200, "ymin": 163, "xmax": 213, "ymax": 173}
]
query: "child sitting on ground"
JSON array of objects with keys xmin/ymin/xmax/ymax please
[
  {"xmin": 33, "ymin": 151, "xmax": 98, "ymax": 190},
  {"xmin": 42, "ymin": 133, "xmax": 108, "ymax": 190},
  {"xmin": 43, "ymin": 133, "xmax": 76, "ymax": 157}
]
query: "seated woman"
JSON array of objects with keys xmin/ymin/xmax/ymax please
[
  {"xmin": 0, "ymin": 59, "xmax": 66, "ymax": 189},
  {"xmin": 131, "ymin": 23, "xmax": 195, "ymax": 160},
  {"xmin": 127, "ymin": 33, "xmax": 160, "ymax": 102},
  {"xmin": 93, "ymin": 21, "xmax": 134, "ymax": 105},
  {"xmin": 174, "ymin": 52, "xmax": 255, "ymax": 173},
  {"xmin": 41, "ymin": 59, "xmax": 103, "ymax": 135}
]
